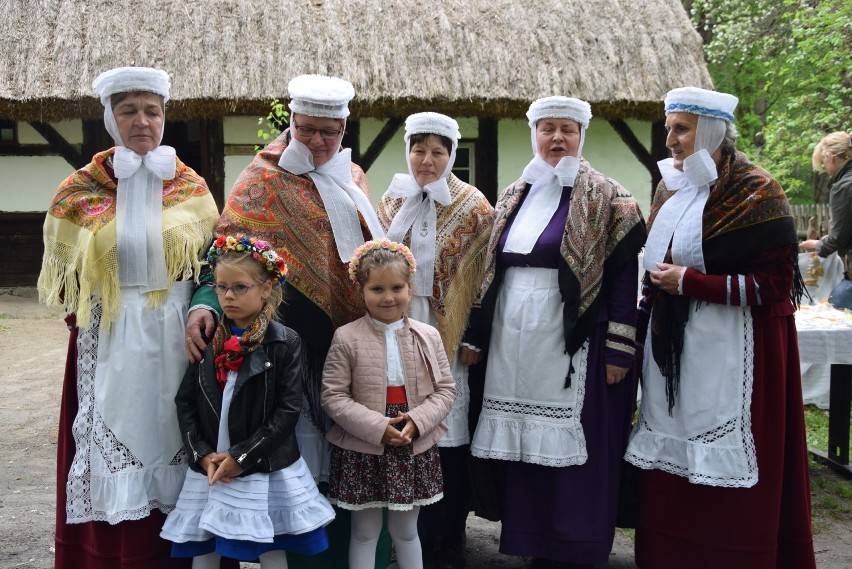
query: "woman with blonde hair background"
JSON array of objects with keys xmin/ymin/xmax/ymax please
[{"xmin": 800, "ymin": 131, "xmax": 852, "ymax": 276}]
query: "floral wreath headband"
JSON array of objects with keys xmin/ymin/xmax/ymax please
[
  {"xmin": 207, "ymin": 235, "xmax": 289, "ymax": 285},
  {"xmin": 348, "ymin": 239, "xmax": 416, "ymax": 283}
]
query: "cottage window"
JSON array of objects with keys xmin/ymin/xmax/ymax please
[
  {"xmin": 452, "ymin": 141, "xmax": 475, "ymax": 184},
  {"xmin": 0, "ymin": 120, "xmax": 17, "ymax": 145}
]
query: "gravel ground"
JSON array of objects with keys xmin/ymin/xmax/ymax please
[{"xmin": 0, "ymin": 289, "xmax": 849, "ymax": 569}]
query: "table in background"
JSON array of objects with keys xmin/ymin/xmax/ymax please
[{"xmin": 795, "ymin": 305, "xmax": 852, "ymax": 478}]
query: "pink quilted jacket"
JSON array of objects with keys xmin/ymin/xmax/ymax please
[{"xmin": 321, "ymin": 314, "xmax": 456, "ymax": 455}]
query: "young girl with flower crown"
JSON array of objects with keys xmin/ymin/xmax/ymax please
[
  {"xmin": 320, "ymin": 239, "xmax": 456, "ymax": 569},
  {"xmin": 161, "ymin": 235, "xmax": 335, "ymax": 569}
]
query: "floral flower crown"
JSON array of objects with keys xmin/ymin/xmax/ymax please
[
  {"xmin": 207, "ymin": 234, "xmax": 289, "ymax": 285},
  {"xmin": 348, "ymin": 238, "xmax": 416, "ymax": 283}
]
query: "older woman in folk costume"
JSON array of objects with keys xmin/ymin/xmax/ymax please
[
  {"xmin": 184, "ymin": 74, "xmax": 389, "ymax": 569},
  {"xmin": 377, "ymin": 112, "xmax": 494, "ymax": 568},
  {"xmin": 624, "ymin": 87, "xmax": 816, "ymax": 568},
  {"xmin": 465, "ymin": 97, "xmax": 645, "ymax": 568},
  {"xmin": 39, "ymin": 67, "xmax": 232, "ymax": 569}
]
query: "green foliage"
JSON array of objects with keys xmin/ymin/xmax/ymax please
[
  {"xmin": 690, "ymin": 0, "xmax": 852, "ymax": 202},
  {"xmin": 255, "ymin": 99, "xmax": 289, "ymax": 153}
]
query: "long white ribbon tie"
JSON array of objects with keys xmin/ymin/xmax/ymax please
[
  {"xmin": 503, "ymin": 155, "xmax": 579, "ymax": 254},
  {"xmin": 113, "ymin": 145, "xmax": 176, "ymax": 292},
  {"xmin": 643, "ymin": 151, "xmax": 717, "ymax": 273},
  {"xmin": 385, "ymin": 174, "xmax": 452, "ymax": 295},
  {"xmin": 279, "ymin": 138, "xmax": 383, "ymax": 262}
]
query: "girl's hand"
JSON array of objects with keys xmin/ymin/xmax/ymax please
[
  {"xmin": 381, "ymin": 414, "xmax": 411, "ymax": 446},
  {"xmin": 200, "ymin": 453, "xmax": 219, "ymax": 485},
  {"xmin": 605, "ymin": 364, "xmax": 628, "ymax": 385},
  {"xmin": 396, "ymin": 411, "xmax": 420, "ymax": 441},
  {"xmin": 208, "ymin": 452, "xmax": 243, "ymax": 485},
  {"xmin": 649, "ymin": 263, "xmax": 684, "ymax": 295}
]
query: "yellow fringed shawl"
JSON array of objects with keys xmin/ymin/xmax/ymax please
[
  {"xmin": 38, "ymin": 149, "xmax": 219, "ymax": 330},
  {"xmin": 378, "ymin": 174, "xmax": 495, "ymax": 363}
]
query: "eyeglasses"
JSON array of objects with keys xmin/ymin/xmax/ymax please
[
  {"xmin": 292, "ymin": 123, "xmax": 344, "ymax": 140},
  {"xmin": 206, "ymin": 283, "xmax": 260, "ymax": 296}
]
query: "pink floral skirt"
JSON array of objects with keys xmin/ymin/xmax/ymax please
[{"xmin": 328, "ymin": 401, "xmax": 443, "ymax": 511}]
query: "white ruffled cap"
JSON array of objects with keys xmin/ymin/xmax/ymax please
[
  {"xmin": 404, "ymin": 112, "xmax": 461, "ymax": 142},
  {"xmin": 92, "ymin": 67, "xmax": 171, "ymax": 107},
  {"xmin": 664, "ymin": 87, "xmax": 739, "ymax": 123},
  {"xmin": 287, "ymin": 74, "xmax": 355, "ymax": 119},
  {"xmin": 526, "ymin": 96, "xmax": 592, "ymax": 128}
]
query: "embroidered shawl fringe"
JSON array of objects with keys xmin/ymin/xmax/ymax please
[
  {"xmin": 435, "ymin": 242, "xmax": 487, "ymax": 365},
  {"xmin": 39, "ymin": 218, "xmax": 215, "ymax": 330}
]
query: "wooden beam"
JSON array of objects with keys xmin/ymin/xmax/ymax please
[
  {"xmin": 476, "ymin": 117, "xmax": 499, "ymax": 205},
  {"xmin": 608, "ymin": 119, "xmax": 656, "ymax": 175},
  {"xmin": 0, "ymin": 144, "xmax": 60, "ymax": 157},
  {"xmin": 343, "ymin": 119, "xmax": 360, "ymax": 163},
  {"xmin": 28, "ymin": 121, "xmax": 84, "ymax": 169},
  {"xmin": 358, "ymin": 118, "xmax": 403, "ymax": 172},
  {"xmin": 649, "ymin": 120, "xmax": 668, "ymax": 200},
  {"xmin": 200, "ymin": 118, "xmax": 226, "ymax": 209},
  {"xmin": 81, "ymin": 119, "xmax": 112, "ymax": 162}
]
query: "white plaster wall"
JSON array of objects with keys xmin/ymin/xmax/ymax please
[
  {"xmin": 0, "ymin": 121, "xmax": 84, "ymax": 211},
  {"xmin": 1, "ymin": 116, "xmax": 654, "ymax": 216}
]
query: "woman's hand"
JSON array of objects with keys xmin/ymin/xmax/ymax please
[
  {"xmin": 649, "ymin": 263, "xmax": 685, "ymax": 295},
  {"xmin": 185, "ymin": 309, "xmax": 216, "ymax": 363},
  {"xmin": 459, "ymin": 346, "xmax": 483, "ymax": 366},
  {"xmin": 207, "ymin": 452, "xmax": 243, "ymax": 485},
  {"xmin": 800, "ymin": 239, "xmax": 819, "ymax": 253},
  {"xmin": 381, "ymin": 414, "xmax": 412, "ymax": 446},
  {"xmin": 605, "ymin": 364, "xmax": 629, "ymax": 385}
]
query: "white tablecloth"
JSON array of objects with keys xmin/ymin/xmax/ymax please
[{"xmin": 795, "ymin": 304, "xmax": 852, "ymax": 409}]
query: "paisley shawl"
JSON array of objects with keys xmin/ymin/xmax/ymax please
[
  {"xmin": 647, "ymin": 150, "xmax": 797, "ymax": 271},
  {"xmin": 378, "ymin": 173, "xmax": 495, "ymax": 361},
  {"xmin": 479, "ymin": 158, "xmax": 645, "ymax": 356},
  {"xmin": 216, "ymin": 131, "xmax": 370, "ymax": 330},
  {"xmin": 38, "ymin": 149, "xmax": 218, "ymax": 330}
]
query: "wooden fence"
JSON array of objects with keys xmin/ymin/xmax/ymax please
[{"xmin": 791, "ymin": 204, "xmax": 832, "ymax": 240}]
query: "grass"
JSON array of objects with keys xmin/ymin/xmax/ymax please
[{"xmin": 804, "ymin": 404, "xmax": 852, "ymax": 534}]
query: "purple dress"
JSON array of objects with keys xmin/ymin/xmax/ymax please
[{"xmin": 486, "ymin": 187, "xmax": 638, "ymax": 565}]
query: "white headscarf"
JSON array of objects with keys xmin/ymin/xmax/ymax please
[
  {"xmin": 503, "ymin": 96, "xmax": 592, "ymax": 254},
  {"xmin": 277, "ymin": 74, "xmax": 383, "ymax": 262},
  {"xmin": 643, "ymin": 87, "xmax": 739, "ymax": 273},
  {"xmin": 384, "ymin": 112, "xmax": 460, "ymax": 296},
  {"xmin": 92, "ymin": 66, "xmax": 175, "ymax": 292}
]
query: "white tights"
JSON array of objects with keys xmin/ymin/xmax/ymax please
[
  {"xmin": 191, "ymin": 549, "xmax": 288, "ymax": 569},
  {"xmin": 349, "ymin": 507, "xmax": 422, "ymax": 569}
]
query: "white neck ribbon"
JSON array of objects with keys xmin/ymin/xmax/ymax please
[
  {"xmin": 113, "ymin": 145, "xmax": 176, "ymax": 292},
  {"xmin": 503, "ymin": 155, "xmax": 578, "ymax": 254},
  {"xmin": 278, "ymin": 137, "xmax": 383, "ymax": 262},
  {"xmin": 643, "ymin": 151, "xmax": 718, "ymax": 273},
  {"xmin": 385, "ymin": 173, "xmax": 452, "ymax": 295}
]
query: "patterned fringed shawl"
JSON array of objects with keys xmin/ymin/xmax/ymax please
[
  {"xmin": 378, "ymin": 174, "xmax": 495, "ymax": 362},
  {"xmin": 216, "ymin": 131, "xmax": 370, "ymax": 329},
  {"xmin": 646, "ymin": 150, "xmax": 802, "ymax": 408},
  {"xmin": 38, "ymin": 149, "xmax": 218, "ymax": 330},
  {"xmin": 479, "ymin": 159, "xmax": 645, "ymax": 356}
]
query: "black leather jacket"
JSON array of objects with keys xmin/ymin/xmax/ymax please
[{"xmin": 175, "ymin": 321, "xmax": 303, "ymax": 476}]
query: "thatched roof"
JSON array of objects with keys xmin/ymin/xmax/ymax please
[{"xmin": 1, "ymin": 0, "xmax": 711, "ymax": 122}]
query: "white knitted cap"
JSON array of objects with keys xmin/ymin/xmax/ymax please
[
  {"xmin": 526, "ymin": 96, "xmax": 592, "ymax": 128},
  {"xmin": 404, "ymin": 112, "xmax": 461, "ymax": 142},
  {"xmin": 287, "ymin": 74, "xmax": 355, "ymax": 119},
  {"xmin": 92, "ymin": 67, "xmax": 170, "ymax": 106},
  {"xmin": 664, "ymin": 87, "xmax": 739, "ymax": 123}
]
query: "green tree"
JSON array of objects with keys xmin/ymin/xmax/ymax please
[
  {"xmin": 255, "ymin": 98, "xmax": 289, "ymax": 152},
  {"xmin": 689, "ymin": 0, "xmax": 851, "ymax": 202}
]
